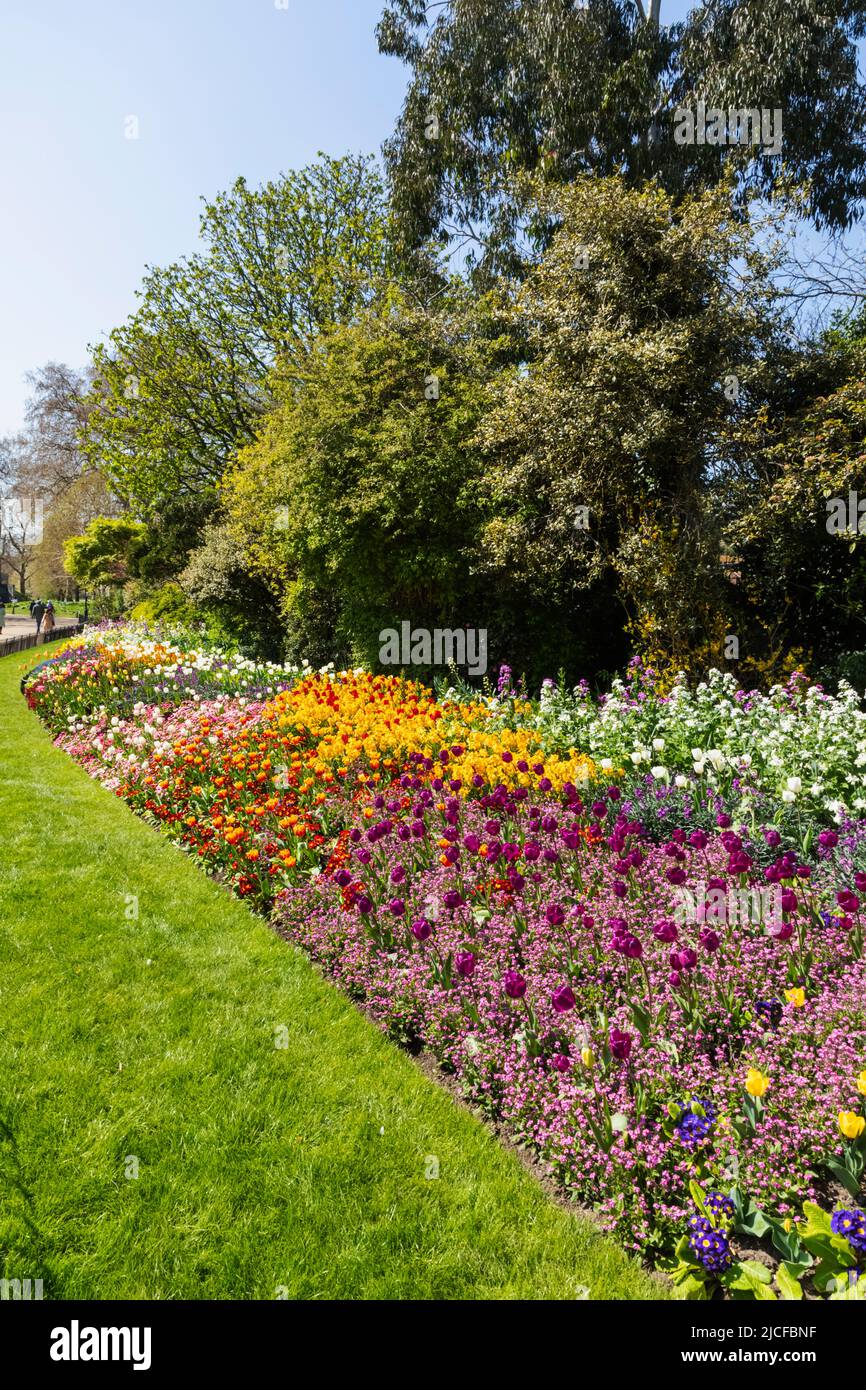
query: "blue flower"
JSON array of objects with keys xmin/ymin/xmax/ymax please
[
  {"xmin": 688, "ymin": 1216, "xmax": 733, "ymax": 1273},
  {"xmin": 756, "ymin": 998, "xmax": 783, "ymax": 1028},
  {"xmin": 705, "ymin": 1191, "xmax": 735, "ymax": 1224},
  {"xmin": 831, "ymin": 1208, "xmax": 866, "ymax": 1255},
  {"xmin": 675, "ymin": 1097, "xmax": 716, "ymax": 1146}
]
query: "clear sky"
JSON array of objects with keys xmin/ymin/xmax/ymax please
[
  {"xmin": 0, "ymin": 0, "xmax": 857, "ymax": 438},
  {"xmin": 0, "ymin": 0, "xmax": 410, "ymax": 436}
]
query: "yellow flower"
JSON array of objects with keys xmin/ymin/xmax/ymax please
[
  {"xmin": 784, "ymin": 987, "xmax": 806, "ymax": 1008},
  {"xmin": 838, "ymin": 1111, "xmax": 865, "ymax": 1141},
  {"xmin": 580, "ymin": 1046, "xmax": 595, "ymax": 1070},
  {"xmin": 857, "ymin": 1071, "xmax": 866, "ymax": 1099},
  {"xmin": 745, "ymin": 1068, "xmax": 770, "ymax": 1098}
]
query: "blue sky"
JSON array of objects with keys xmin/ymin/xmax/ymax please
[
  {"xmin": 0, "ymin": 0, "xmax": 409, "ymax": 435},
  {"xmin": 0, "ymin": 0, "xmax": 856, "ymax": 437}
]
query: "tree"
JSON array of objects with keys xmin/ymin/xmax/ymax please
[
  {"xmin": 222, "ymin": 290, "xmax": 499, "ymax": 669},
  {"xmin": 63, "ymin": 517, "xmax": 147, "ymax": 594},
  {"xmin": 378, "ymin": 0, "xmax": 866, "ymax": 271},
  {"xmin": 84, "ymin": 154, "xmax": 392, "ymax": 511},
  {"xmin": 0, "ymin": 436, "xmax": 45, "ymax": 595},
  {"xmin": 21, "ymin": 362, "xmax": 97, "ymax": 499},
  {"xmin": 725, "ymin": 309, "xmax": 866, "ymax": 680},
  {"xmin": 474, "ymin": 175, "xmax": 788, "ymax": 676},
  {"xmin": 29, "ymin": 470, "xmax": 116, "ymax": 599},
  {"xmin": 178, "ymin": 523, "xmax": 284, "ymax": 660},
  {"xmin": 1, "ymin": 363, "xmax": 112, "ymax": 596}
]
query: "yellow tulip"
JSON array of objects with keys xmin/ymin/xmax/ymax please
[
  {"xmin": 580, "ymin": 1046, "xmax": 595, "ymax": 1070},
  {"xmin": 857, "ymin": 1071, "xmax": 866, "ymax": 1099},
  {"xmin": 745, "ymin": 1068, "xmax": 770, "ymax": 1098},
  {"xmin": 784, "ymin": 987, "xmax": 806, "ymax": 1008},
  {"xmin": 838, "ymin": 1111, "xmax": 865, "ymax": 1141}
]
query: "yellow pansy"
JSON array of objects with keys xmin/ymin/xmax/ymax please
[
  {"xmin": 838, "ymin": 1111, "xmax": 865, "ymax": 1141},
  {"xmin": 745, "ymin": 1068, "xmax": 770, "ymax": 1098}
]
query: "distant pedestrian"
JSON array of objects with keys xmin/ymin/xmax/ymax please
[
  {"xmin": 28, "ymin": 599, "xmax": 35, "ymax": 617},
  {"xmin": 42, "ymin": 601, "xmax": 56, "ymax": 640},
  {"xmin": 32, "ymin": 599, "xmax": 46, "ymax": 635},
  {"xmin": 0, "ymin": 601, "xmax": 6, "ymax": 634}
]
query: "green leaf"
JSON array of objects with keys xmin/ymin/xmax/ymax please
[
  {"xmin": 775, "ymin": 1263, "xmax": 803, "ymax": 1301},
  {"xmin": 828, "ymin": 1274, "xmax": 866, "ymax": 1300},
  {"xmin": 737, "ymin": 1259, "xmax": 772, "ymax": 1284},
  {"xmin": 734, "ymin": 1205, "xmax": 771, "ymax": 1239},
  {"xmin": 801, "ymin": 1201, "xmax": 833, "ymax": 1237},
  {"xmin": 824, "ymin": 1156, "xmax": 863, "ymax": 1198},
  {"xmin": 688, "ymin": 1180, "xmax": 708, "ymax": 1220}
]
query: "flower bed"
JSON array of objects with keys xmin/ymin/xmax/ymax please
[{"xmin": 23, "ymin": 627, "xmax": 866, "ymax": 1299}]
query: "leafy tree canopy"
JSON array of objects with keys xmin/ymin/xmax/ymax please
[
  {"xmin": 63, "ymin": 517, "xmax": 147, "ymax": 591},
  {"xmin": 378, "ymin": 0, "xmax": 866, "ymax": 271},
  {"xmin": 222, "ymin": 288, "xmax": 501, "ymax": 667},
  {"xmin": 84, "ymin": 154, "xmax": 393, "ymax": 511}
]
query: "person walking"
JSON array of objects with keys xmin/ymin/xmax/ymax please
[
  {"xmin": 41, "ymin": 601, "xmax": 56, "ymax": 641},
  {"xmin": 0, "ymin": 600, "xmax": 6, "ymax": 634},
  {"xmin": 32, "ymin": 598, "xmax": 46, "ymax": 635}
]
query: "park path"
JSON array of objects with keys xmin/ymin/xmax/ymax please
[{"xmin": 0, "ymin": 613, "xmax": 79, "ymax": 650}]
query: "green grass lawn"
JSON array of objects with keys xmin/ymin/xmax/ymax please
[
  {"xmin": 3, "ymin": 599, "xmax": 82, "ymax": 617},
  {"xmin": 0, "ymin": 648, "xmax": 663, "ymax": 1301}
]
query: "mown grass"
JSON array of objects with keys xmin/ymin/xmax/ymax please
[{"xmin": 0, "ymin": 649, "xmax": 663, "ymax": 1300}]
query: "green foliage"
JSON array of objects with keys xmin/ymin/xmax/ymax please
[
  {"xmin": 476, "ymin": 175, "xmax": 784, "ymax": 677},
  {"xmin": 63, "ymin": 516, "xmax": 148, "ymax": 592},
  {"xmin": 83, "ymin": 155, "xmax": 392, "ymax": 511},
  {"xmin": 726, "ymin": 324, "xmax": 866, "ymax": 681},
  {"xmin": 223, "ymin": 289, "xmax": 498, "ymax": 669},
  {"xmin": 379, "ymin": 0, "xmax": 866, "ymax": 271},
  {"xmin": 179, "ymin": 522, "xmax": 284, "ymax": 660},
  {"xmin": 129, "ymin": 582, "xmax": 197, "ymax": 626}
]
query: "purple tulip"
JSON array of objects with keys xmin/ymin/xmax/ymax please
[
  {"xmin": 455, "ymin": 951, "xmax": 476, "ymax": 978},
  {"xmin": 609, "ymin": 1028, "xmax": 632, "ymax": 1061},
  {"xmin": 552, "ymin": 984, "xmax": 576, "ymax": 1013},
  {"xmin": 504, "ymin": 970, "xmax": 527, "ymax": 999}
]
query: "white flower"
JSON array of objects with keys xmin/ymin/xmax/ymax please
[
  {"xmin": 786, "ymin": 776, "xmax": 802, "ymax": 793},
  {"xmin": 781, "ymin": 789, "xmax": 796, "ymax": 803},
  {"xmin": 651, "ymin": 766, "xmax": 669, "ymax": 781},
  {"xmin": 652, "ymin": 738, "xmax": 665, "ymax": 752},
  {"xmin": 674, "ymin": 774, "xmax": 688, "ymax": 788}
]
